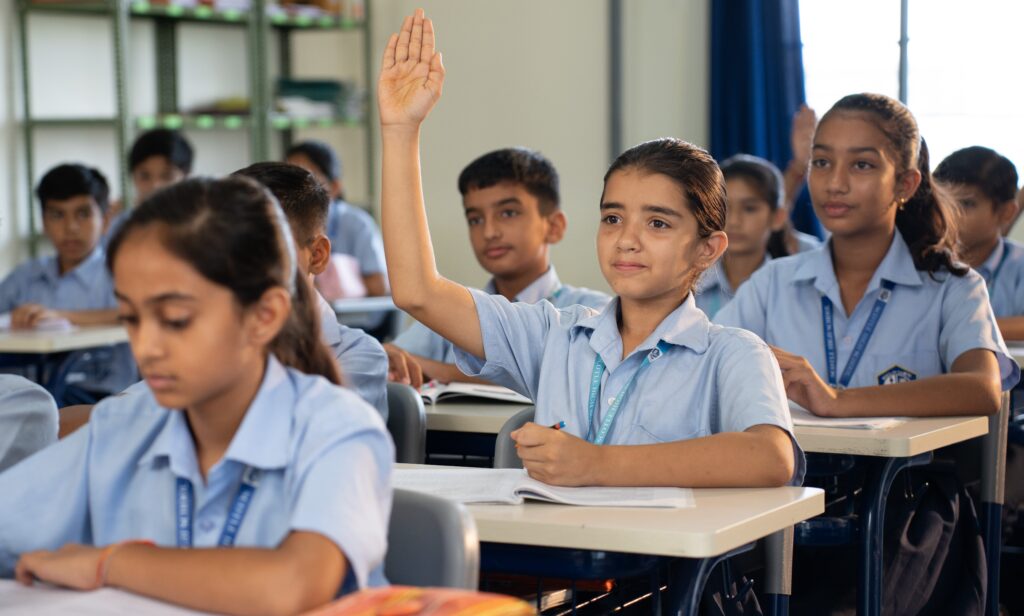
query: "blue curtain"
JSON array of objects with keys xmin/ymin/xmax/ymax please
[{"xmin": 710, "ymin": 0, "xmax": 823, "ymax": 239}]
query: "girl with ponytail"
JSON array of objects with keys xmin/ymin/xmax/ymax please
[
  {"xmin": 717, "ymin": 93, "xmax": 1019, "ymax": 417},
  {"xmin": 0, "ymin": 176, "xmax": 393, "ymax": 613}
]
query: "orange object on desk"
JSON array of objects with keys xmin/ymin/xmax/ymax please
[{"xmin": 303, "ymin": 586, "xmax": 535, "ymax": 616}]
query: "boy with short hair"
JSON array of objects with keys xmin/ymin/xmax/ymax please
[
  {"xmin": 0, "ymin": 164, "xmax": 136, "ymax": 402},
  {"xmin": 233, "ymin": 162, "xmax": 422, "ymax": 418},
  {"xmin": 285, "ymin": 140, "xmax": 389, "ymax": 297},
  {"xmin": 105, "ymin": 129, "xmax": 194, "ymax": 243},
  {"xmin": 935, "ymin": 146, "xmax": 1024, "ymax": 339},
  {"xmin": 387, "ymin": 147, "xmax": 610, "ymax": 383}
]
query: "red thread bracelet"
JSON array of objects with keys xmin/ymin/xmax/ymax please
[{"xmin": 95, "ymin": 540, "xmax": 156, "ymax": 588}]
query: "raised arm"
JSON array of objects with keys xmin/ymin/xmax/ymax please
[{"xmin": 378, "ymin": 9, "xmax": 484, "ymax": 358}]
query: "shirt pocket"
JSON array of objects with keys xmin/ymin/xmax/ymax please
[{"xmin": 627, "ymin": 409, "xmax": 707, "ymax": 445}]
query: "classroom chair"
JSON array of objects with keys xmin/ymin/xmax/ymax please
[
  {"xmin": 493, "ymin": 407, "xmax": 535, "ymax": 469},
  {"xmin": 386, "ymin": 489, "xmax": 480, "ymax": 589},
  {"xmin": 386, "ymin": 383, "xmax": 427, "ymax": 464}
]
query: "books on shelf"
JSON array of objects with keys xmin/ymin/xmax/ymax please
[
  {"xmin": 394, "ymin": 468, "xmax": 695, "ymax": 508},
  {"xmin": 419, "ymin": 381, "xmax": 532, "ymax": 405}
]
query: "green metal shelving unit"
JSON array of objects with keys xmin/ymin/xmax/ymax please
[{"xmin": 16, "ymin": 0, "xmax": 374, "ymax": 253}]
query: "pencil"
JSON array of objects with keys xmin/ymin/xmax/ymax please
[{"xmin": 550, "ymin": 421, "xmax": 566, "ymax": 430}]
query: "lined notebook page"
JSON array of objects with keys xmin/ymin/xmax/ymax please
[{"xmin": 789, "ymin": 401, "xmax": 905, "ymax": 430}]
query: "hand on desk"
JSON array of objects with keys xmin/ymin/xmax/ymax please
[
  {"xmin": 10, "ymin": 304, "xmax": 65, "ymax": 329},
  {"xmin": 15, "ymin": 544, "xmax": 105, "ymax": 590},
  {"xmin": 384, "ymin": 344, "xmax": 424, "ymax": 388},
  {"xmin": 770, "ymin": 346, "xmax": 840, "ymax": 417},
  {"xmin": 511, "ymin": 422, "xmax": 601, "ymax": 487}
]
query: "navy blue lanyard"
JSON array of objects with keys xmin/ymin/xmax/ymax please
[
  {"xmin": 821, "ymin": 280, "xmax": 895, "ymax": 388},
  {"xmin": 586, "ymin": 340, "xmax": 671, "ymax": 444},
  {"xmin": 176, "ymin": 467, "xmax": 261, "ymax": 548}
]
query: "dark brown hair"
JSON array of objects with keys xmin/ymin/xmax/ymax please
[
  {"xmin": 720, "ymin": 154, "xmax": 790, "ymax": 259},
  {"xmin": 821, "ymin": 93, "xmax": 966, "ymax": 276},
  {"xmin": 232, "ymin": 162, "xmax": 330, "ymax": 245},
  {"xmin": 107, "ymin": 177, "xmax": 340, "ymax": 383}
]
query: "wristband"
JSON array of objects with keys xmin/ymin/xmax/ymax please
[{"xmin": 96, "ymin": 540, "xmax": 155, "ymax": 587}]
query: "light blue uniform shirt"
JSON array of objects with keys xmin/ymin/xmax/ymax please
[
  {"xmin": 393, "ymin": 266, "xmax": 611, "ymax": 363},
  {"xmin": 327, "ymin": 200, "xmax": 387, "ymax": 276},
  {"xmin": 453, "ymin": 292, "xmax": 804, "ymax": 484},
  {"xmin": 695, "ymin": 255, "xmax": 770, "ymax": 319},
  {"xmin": 0, "ymin": 247, "xmax": 137, "ymax": 394},
  {"xmin": 716, "ymin": 231, "xmax": 1020, "ymax": 390},
  {"xmin": 0, "ymin": 375, "xmax": 57, "ymax": 472},
  {"xmin": 977, "ymin": 237, "xmax": 1024, "ymax": 318},
  {"xmin": 316, "ymin": 292, "xmax": 389, "ymax": 419},
  {"xmin": 0, "ymin": 356, "xmax": 394, "ymax": 592},
  {"xmin": 794, "ymin": 229, "xmax": 823, "ymax": 253}
]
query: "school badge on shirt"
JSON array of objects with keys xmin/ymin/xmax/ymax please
[{"xmin": 878, "ymin": 365, "xmax": 917, "ymax": 386}]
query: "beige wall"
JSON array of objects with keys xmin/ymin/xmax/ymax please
[{"xmin": 0, "ymin": 1, "xmax": 711, "ymax": 289}]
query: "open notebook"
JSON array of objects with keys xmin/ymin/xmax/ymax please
[
  {"xmin": 0, "ymin": 579, "xmax": 207, "ymax": 615},
  {"xmin": 0, "ymin": 313, "xmax": 73, "ymax": 332},
  {"xmin": 393, "ymin": 468, "xmax": 694, "ymax": 508},
  {"xmin": 420, "ymin": 381, "xmax": 532, "ymax": 405},
  {"xmin": 789, "ymin": 401, "xmax": 905, "ymax": 430}
]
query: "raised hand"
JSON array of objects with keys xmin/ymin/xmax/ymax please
[
  {"xmin": 790, "ymin": 104, "xmax": 817, "ymax": 167},
  {"xmin": 378, "ymin": 9, "xmax": 445, "ymax": 129}
]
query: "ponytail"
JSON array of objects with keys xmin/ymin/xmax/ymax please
[
  {"xmin": 822, "ymin": 93, "xmax": 966, "ymax": 276},
  {"xmin": 270, "ymin": 271, "xmax": 341, "ymax": 384}
]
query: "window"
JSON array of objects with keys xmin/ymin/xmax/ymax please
[{"xmin": 800, "ymin": 0, "xmax": 1024, "ymax": 176}]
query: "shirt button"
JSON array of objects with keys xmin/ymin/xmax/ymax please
[
  {"xmin": 199, "ymin": 518, "xmax": 216, "ymax": 533},
  {"xmin": 607, "ymin": 397, "xmax": 615, "ymax": 405}
]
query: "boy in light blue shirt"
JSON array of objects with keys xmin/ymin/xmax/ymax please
[
  {"xmin": 0, "ymin": 375, "xmax": 58, "ymax": 472},
  {"xmin": 0, "ymin": 164, "xmax": 136, "ymax": 403},
  {"xmin": 389, "ymin": 147, "xmax": 610, "ymax": 383},
  {"xmin": 286, "ymin": 140, "xmax": 390, "ymax": 298},
  {"xmin": 934, "ymin": 146, "xmax": 1024, "ymax": 341}
]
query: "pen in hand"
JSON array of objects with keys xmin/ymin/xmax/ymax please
[{"xmin": 550, "ymin": 421, "xmax": 565, "ymax": 430}]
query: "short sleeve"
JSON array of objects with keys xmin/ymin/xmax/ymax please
[
  {"xmin": 940, "ymin": 273, "xmax": 1020, "ymax": 390},
  {"xmin": 713, "ymin": 329, "xmax": 805, "ymax": 485},
  {"xmin": 289, "ymin": 395, "xmax": 393, "ymax": 590},
  {"xmin": 0, "ymin": 266, "xmax": 26, "ymax": 313},
  {"xmin": 452, "ymin": 289, "xmax": 560, "ymax": 398},
  {"xmin": 0, "ymin": 376, "xmax": 58, "ymax": 472},
  {"xmin": 344, "ymin": 208, "xmax": 388, "ymax": 276},
  {"xmin": 335, "ymin": 325, "xmax": 389, "ymax": 419},
  {"xmin": 713, "ymin": 266, "xmax": 771, "ymax": 336},
  {"xmin": 0, "ymin": 425, "xmax": 93, "ymax": 576}
]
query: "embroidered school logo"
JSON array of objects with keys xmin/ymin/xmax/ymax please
[{"xmin": 877, "ymin": 365, "xmax": 917, "ymax": 386}]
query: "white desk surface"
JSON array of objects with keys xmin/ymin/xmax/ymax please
[
  {"xmin": 397, "ymin": 464, "xmax": 823, "ymax": 559},
  {"xmin": 1006, "ymin": 343, "xmax": 1024, "ymax": 368},
  {"xmin": 794, "ymin": 415, "xmax": 988, "ymax": 457},
  {"xmin": 331, "ymin": 296, "xmax": 396, "ymax": 314},
  {"xmin": 0, "ymin": 579, "xmax": 208, "ymax": 615},
  {"xmin": 425, "ymin": 402, "xmax": 531, "ymax": 434},
  {"xmin": 424, "ymin": 400, "xmax": 989, "ymax": 459},
  {"xmin": 0, "ymin": 326, "xmax": 128, "ymax": 354}
]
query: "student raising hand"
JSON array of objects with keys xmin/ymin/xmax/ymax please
[{"xmin": 378, "ymin": 9, "xmax": 445, "ymax": 129}]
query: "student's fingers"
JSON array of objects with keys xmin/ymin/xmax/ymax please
[
  {"xmin": 405, "ymin": 354, "xmax": 424, "ymax": 389},
  {"xmin": 382, "ymin": 32, "xmax": 399, "ymax": 69},
  {"xmin": 396, "ymin": 14, "xmax": 413, "ymax": 63},
  {"xmin": 386, "ymin": 350, "xmax": 411, "ymax": 385},
  {"xmin": 408, "ymin": 9, "xmax": 424, "ymax": 67},
  {"xmin": 427, "ymin": 52, "xmax": 445, "ymax": 95},
  {"xmin": 509, "ymin": 422, "xmax": 552, "ymax": 447},
  {"xmin": 421, "ymin": 17, "xmax": 436, "ymax": 64},
  {"xmin": 14, "ymin": 555, "xmax": 36, "ymax": 586}
]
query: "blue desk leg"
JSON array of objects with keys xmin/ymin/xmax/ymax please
[
  {"xmin": 982, "ymin": 395, "xmax": 1009, "ymax": 616},
  {"xmin": 858, "ymin": 452, "xmax": 933, "ymax": 616},
  {"xmin": 764, "ymin": 527, "xmax": 793, "ymax": 616},
  {"xmin": 663, "ymin": 543, "xmax": 754, "ymax": 616}
]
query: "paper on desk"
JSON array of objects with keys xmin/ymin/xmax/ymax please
[
  {"xmin": 788, "ymin": 401, "xmax": 905, "ymax": 430},
  {"xmin": 0, "ymin": 313, "xmax": 73, "ymax": 332},
  {"xmin": 393, "ymin": 468, "xmax": 694, "ymax": 508},
  {"xmin": 0, "ymin": 580, "xmax": 209, "ymax": 615}
]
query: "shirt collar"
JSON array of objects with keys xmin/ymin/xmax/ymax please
[
  {"xmin": 138, "ymin": 356, "xmax": 293, "ymax": 476},
  {"xmin": 700, "ymin": 254, "xmax": 770, "ymax": 297},
  {"xmin": 573, "ymin": 294, "xmax": 710, "ymax": 370},
  {"xmin": 978, "ymin": 237, "xmax": 1006, "ymax": 281},
  {"xmin": 484, "ymin": 266, "xmax": 562, "ymax": 303},
  {"xmin": 38, "ymin": 246, "xmax": 106, "ymax": 286},
  {"xmin": 791, "ymin": 230, "xmax": 923, "ymax": 296}
]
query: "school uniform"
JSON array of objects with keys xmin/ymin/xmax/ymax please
[
  {"xmin": 715, "ymin": 230, "xmax": 1020, "ymax": 390},
  {"xmin": 315, "ymin": 291, "xmax": 389, "ymax": 419},
  {"xmin": 0, "ymin": 355, "xmax": 393, "ymax": 593},
  {"xmin": 0, "ymin": 247, "xmax": 137, "ymax": 396},
  {"xmin": 695, "ymin": 255, "xmax": 770, "ymax": 319},
  {"xmin": 0, "ymin": 375, "xmax": 58, "ymax": 472},
  {"xmin": 327, "ymin": 200, "xmax": 387, "ymax": 277},
  {"xmin": 451, "ymin": 291, "xmax": 805, "ymax": 483},
  {"xmin": 976, "ymin": 237, "xmax": 1024, "ymax": 318},
  {"xmin": 392, "ymin": 266, "xmax": 611, "ymax": 364},
  {"xmin": 794, "ymin": 229, "xmax": 823, "ymax": 253}
]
